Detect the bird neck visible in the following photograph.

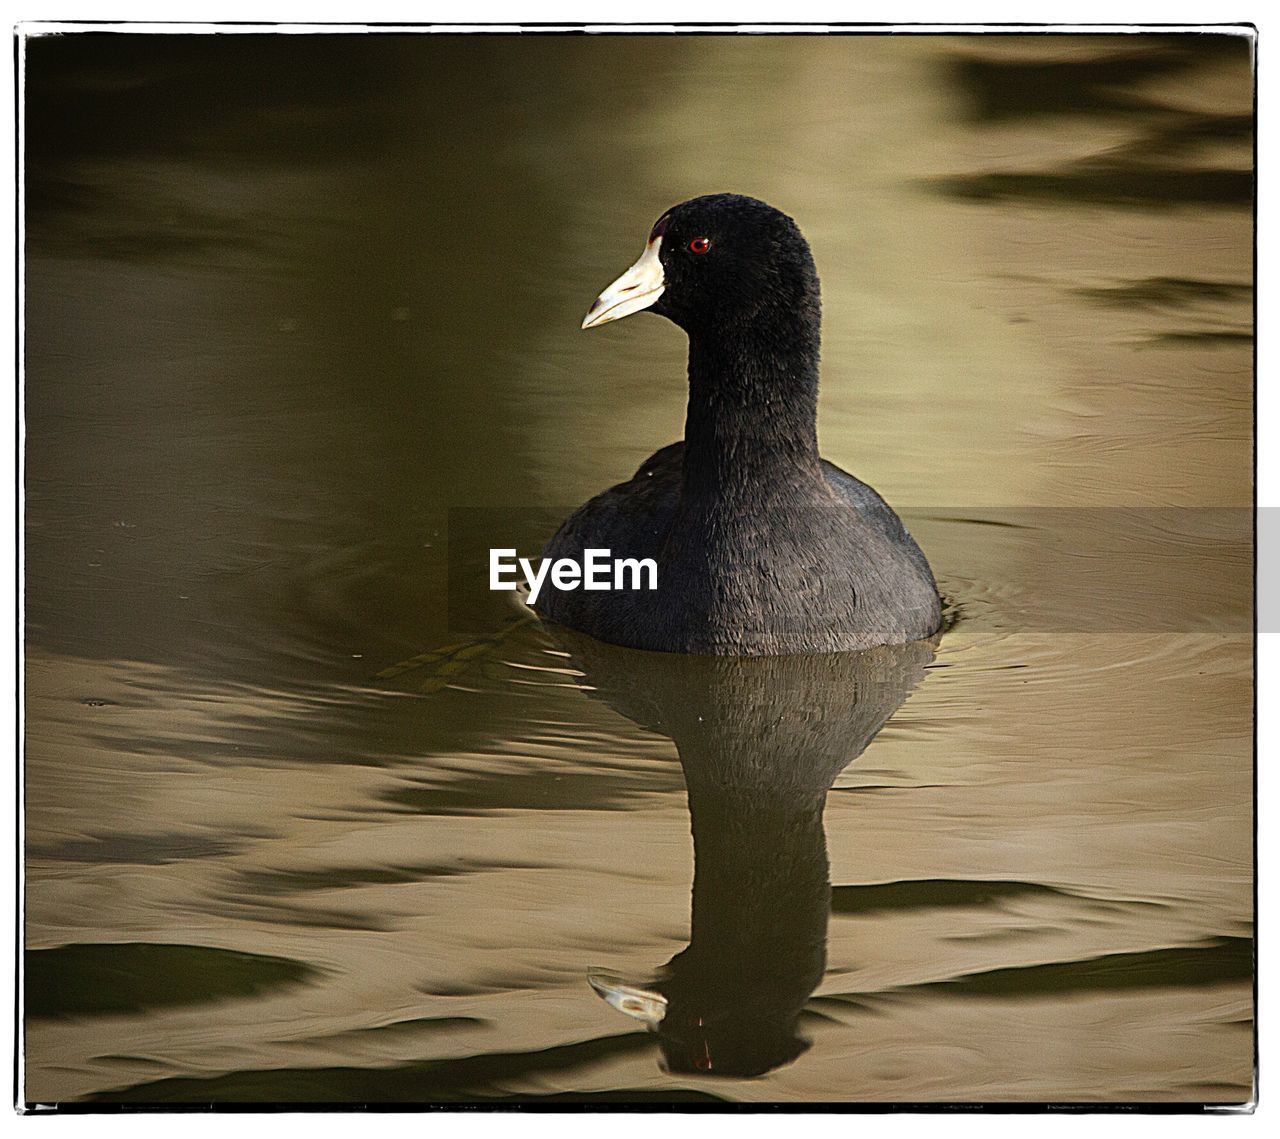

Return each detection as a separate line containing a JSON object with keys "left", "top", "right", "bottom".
{"left": 680, "top": 315, "right": 825, "bottom": 504}
{"left": 673, "top": 781, "right": 831, "bottom": 997}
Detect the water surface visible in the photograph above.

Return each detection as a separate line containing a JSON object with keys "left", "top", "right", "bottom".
{"left": 23, "top": 31, "right": 1253, "bottom": 1105}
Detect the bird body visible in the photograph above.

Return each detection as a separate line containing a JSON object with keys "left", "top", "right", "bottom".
{"left": 541, "top": 442, "right": 938, "bottom": 655}
{"left": 537, "top": 194, "right": 942, "bottom": 655}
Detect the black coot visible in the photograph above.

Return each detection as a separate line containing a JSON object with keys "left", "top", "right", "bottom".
{"left": 538, "top": 193, "right": 942, "bottom": 655}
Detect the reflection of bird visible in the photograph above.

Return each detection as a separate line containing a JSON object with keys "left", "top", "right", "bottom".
{"left": 552, "top": 627, "right": 936, "bottom": 1078}
{"left": 539, "top": 194, "right": 941, "bottom": 656}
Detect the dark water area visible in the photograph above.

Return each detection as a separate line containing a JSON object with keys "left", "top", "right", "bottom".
{"left": 23, "top": 32, "right": 1253, "bottom": 1105}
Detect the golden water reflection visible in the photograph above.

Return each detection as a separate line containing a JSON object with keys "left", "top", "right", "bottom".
{"left": 24, "top": 31, "right": 1252, "bottom": 1105}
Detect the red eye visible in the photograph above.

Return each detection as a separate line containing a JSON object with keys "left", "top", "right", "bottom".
{"left": 688, "top": 236, "right": 711, "bottom": 255}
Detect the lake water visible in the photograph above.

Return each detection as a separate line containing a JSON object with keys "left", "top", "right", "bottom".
{"left": 22, "top": 31, "right": 1254, "bottom": 1105}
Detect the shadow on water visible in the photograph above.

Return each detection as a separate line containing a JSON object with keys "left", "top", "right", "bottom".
{"left": 1073, "top": 277, "right": 1253, "bottom": 310}
{"left": 95, "top": 1031, "right": 726, "bottom": 1104}
{"left": 553, "top": 628, "right": 936, "bottom": 1079}
{"left": 227, "top": 857, "right": 560, "bottom": 894}
{"left": 831, "top": 878, "right": 1099, "bottom": 917}
{"left": 817, "top": 936, "right": 1253, "bottom": 1004}
{"left": 947, "top": 36, "right": 1249, "bottom": 123}
{"left": 929, "top": 143, "right": 1252, "bottom": 209}
{"left": 1070, "top": 275, "right": 1253, "bottom": 345}
{"left": 26, "top": 943, "right": 318, "bottom": 1021}
{"left": 27, "top": 831, "right": 259, "bottom": 865}
{"left": 1149, "top": 330, "right": 1254, "bottom": 347}
{"left": 934, "top": 36, "right": 1253, "bottom": 210}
